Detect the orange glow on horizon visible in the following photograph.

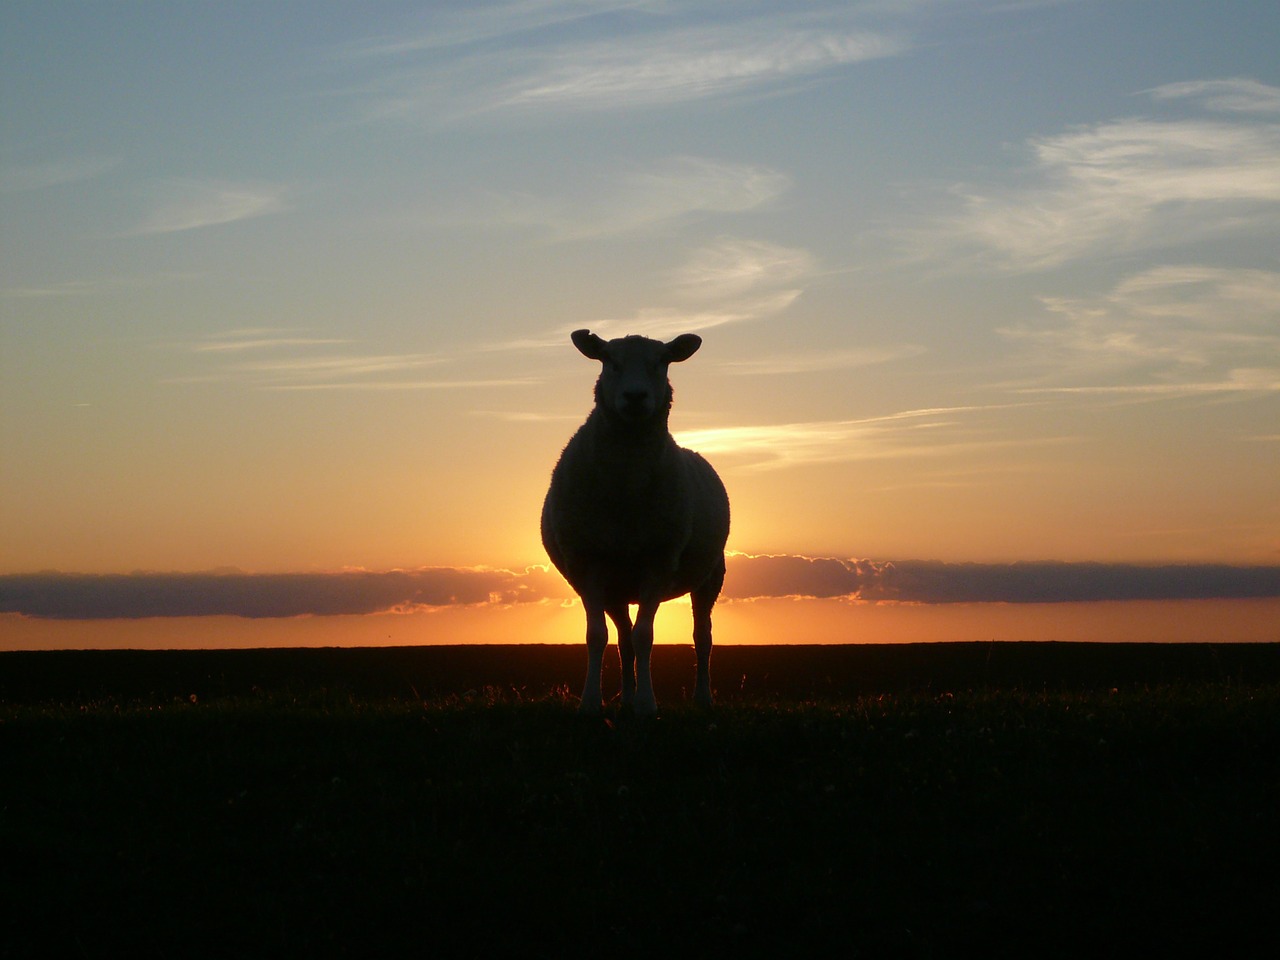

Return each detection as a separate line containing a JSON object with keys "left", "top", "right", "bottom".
{"left": 4, "top": 597, "right": 1277, "bottom": 651}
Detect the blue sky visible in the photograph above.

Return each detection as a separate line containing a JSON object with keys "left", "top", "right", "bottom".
{"left": 2, "top": 1, "right": 1278, "bottom": 612}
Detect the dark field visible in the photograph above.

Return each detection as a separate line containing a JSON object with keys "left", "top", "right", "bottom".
{"left": 3, "top": 642, "right": 1279, "bottom": 958}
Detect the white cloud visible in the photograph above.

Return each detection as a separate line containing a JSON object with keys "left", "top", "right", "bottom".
{"left": 127, "top": 179, "right": 291, "bottom": 236}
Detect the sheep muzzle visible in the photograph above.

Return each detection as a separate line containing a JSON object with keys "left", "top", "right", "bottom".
{"left": 616, "top": 388, "right": 657, "bottom": 421}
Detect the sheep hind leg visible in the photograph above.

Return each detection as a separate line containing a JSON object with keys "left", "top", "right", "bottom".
{"left": 608, "top": 604, "right": 635, "bottom": 709}
{"left": 578, "top": 602, "right": 609, "bottom": 716}
{"left": 630, "top": 600, "right": 661, "bottom": 718}
{"left": 691, "top": 561, "right": 725, "bottom": 709}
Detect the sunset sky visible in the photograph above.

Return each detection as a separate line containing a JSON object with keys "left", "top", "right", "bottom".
{"left": 3, "top": 1, "right": 1278, "bottom": 649}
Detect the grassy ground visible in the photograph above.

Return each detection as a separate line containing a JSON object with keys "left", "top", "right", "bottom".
{"left": 3, "top": 643, "right": 1279, "bottom": 958}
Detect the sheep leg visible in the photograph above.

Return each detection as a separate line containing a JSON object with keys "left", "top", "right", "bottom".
{"left": 607, "top": 604, "right": 636, "bottom": 708}
{"left": 579, "top": 601, "right": 608, "bottom": 715}
{"left": 691, "top": 561, "right": 724, "bottom": 708}
{"left": 691, "top": 594, "right": 714, "bottom": 708}
{"left": 631, "top": 599, "right": 661, "bottom": 717}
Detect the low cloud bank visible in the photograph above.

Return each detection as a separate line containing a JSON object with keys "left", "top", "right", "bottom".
{"left": 3, "top": 558, "right": 1278, "bottom": 620}
{"left": 0, "top": 567, "right": 568, "bottom": 620}
{"left": 722, "top": 555, "right": 1280, "bottom": 604}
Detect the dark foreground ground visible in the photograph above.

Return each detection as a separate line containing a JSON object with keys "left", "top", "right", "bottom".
{"left": 3, "top": 642, "right": 1279, "bottom": 958}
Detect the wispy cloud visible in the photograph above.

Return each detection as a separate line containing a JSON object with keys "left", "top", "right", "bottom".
{"left": 1014, "top": 375, "right": 1280, "bottom": 399}
{"left": 232, "top": 354, "right": 448, "bottom": 379}
{"left": 1, "top": 281, "right": 104, "bottom": 299}
{"left": 1002, "top": 265, "right": 1280, "bottom": 393}
{"left": 718, "top": 344, "right": 925, "bottom": 375}
{"left": 481, "top": 301, "right": 783, "bottom": 355}
{"left": 190, "top": 329, "right": 350, "bottom": 353}
{"left": 125, "top": 178, "right": 291, "bottom": 236}
{"left": 1, "top": 272, "right": 200, "bottom": 300}
{"left": 482, "top": 251, "right": 807, "bottom": 355}
{"left": 464, "top": 156, "right": 791, "bottom": 240}
{"left": 675, "top": 404, "right": 1053, "bottom": 470}
{"left": 671, "top": 237, "right": 814, "bottom": 301}
{"left": 470, "top": 410, "right": 581, "bottom": 424}
{"left": 1145, "top": 78, "right": 1280, "bottom": 115}
{"left": 348, "top": 1, "right": 657, "bottom": 57}
{"left": 167, "top": 329, "right": 535, "bottom": 392}
{"left": 584, "top": 302, "right": 790, "bottom": 341}
{"left": 498, "top": 236, "right": 815, "bottom": 350}
{"left": 0, "top": 155, "right": 121, "bottom": 192}
{"left": 264, "top": 377, "right": 540, "bottom": 393}
{"left": 347, "top": 5, "right": 904, "bottom": 123}
{"left": 491, "top": 24, "right": 902, "bottom": 113}
{"left": 907, "top": 80, "right": 1280, "bottom": 270}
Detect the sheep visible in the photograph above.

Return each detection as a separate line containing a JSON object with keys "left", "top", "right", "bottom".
{"left": 541, "top": 328, "right": 731, "bottom": 717}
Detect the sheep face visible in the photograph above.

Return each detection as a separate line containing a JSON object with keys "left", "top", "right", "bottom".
{"left": 572, "top": 329, "right": 701, "bottom": 427}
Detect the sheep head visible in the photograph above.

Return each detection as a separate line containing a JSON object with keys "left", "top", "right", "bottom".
{"left": 572, "top": 328, "right": 702, "bottom": 427}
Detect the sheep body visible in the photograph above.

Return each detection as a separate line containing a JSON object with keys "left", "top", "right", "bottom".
{"left": 542, "top": 329, "right": 730, "bottom": 715}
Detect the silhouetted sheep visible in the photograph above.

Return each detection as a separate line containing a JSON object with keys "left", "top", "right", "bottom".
{"left": 542, "top": 329, "right": 730, "bottom": 716}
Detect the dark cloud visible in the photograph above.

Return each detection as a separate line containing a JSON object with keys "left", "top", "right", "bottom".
{"left": 0, "top": 568, "right": 571, "bottom": 620}
{"left": 722, "top": 554, "right": 872, "bottom": 599}
{"left": 3, "top": 558, "right": 1278, "bottom": 620}
{"left": 879, "top": 560, "right": 1280, "bottom": 604}
{"left": 721, "top": 555, "right": 1280, "bottom": 604}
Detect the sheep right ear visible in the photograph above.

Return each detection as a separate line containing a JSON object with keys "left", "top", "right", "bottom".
{"left": 665, "top": 333, "right": 702, "bottom": 363}
{"left": 571, "top": 329, "right": 608, "bottom": 361}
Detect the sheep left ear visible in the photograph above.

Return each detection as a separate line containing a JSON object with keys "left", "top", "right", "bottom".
{"left": 571, "top": 329, "right": 608, "bottom": 361}
{"left": 665, "top": 334, "right": 702, "bottom": 363}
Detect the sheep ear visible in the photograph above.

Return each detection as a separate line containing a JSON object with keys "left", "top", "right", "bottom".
{"left": 665, "top": 334, "right": 702, "bottom": 363}
{"left": 571, "top": 329, "right": 608, "bottom": 361}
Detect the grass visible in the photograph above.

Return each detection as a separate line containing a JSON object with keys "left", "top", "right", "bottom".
{"left": 3, "top": 644, "right": 1279, "bottom": 958}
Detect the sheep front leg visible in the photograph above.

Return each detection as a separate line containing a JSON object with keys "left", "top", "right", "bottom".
{"left": 630, "top": 600, "right": 661, "bottom": 717}
{"left": 579, "top": 602, "right": 608, "bottom": 715}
